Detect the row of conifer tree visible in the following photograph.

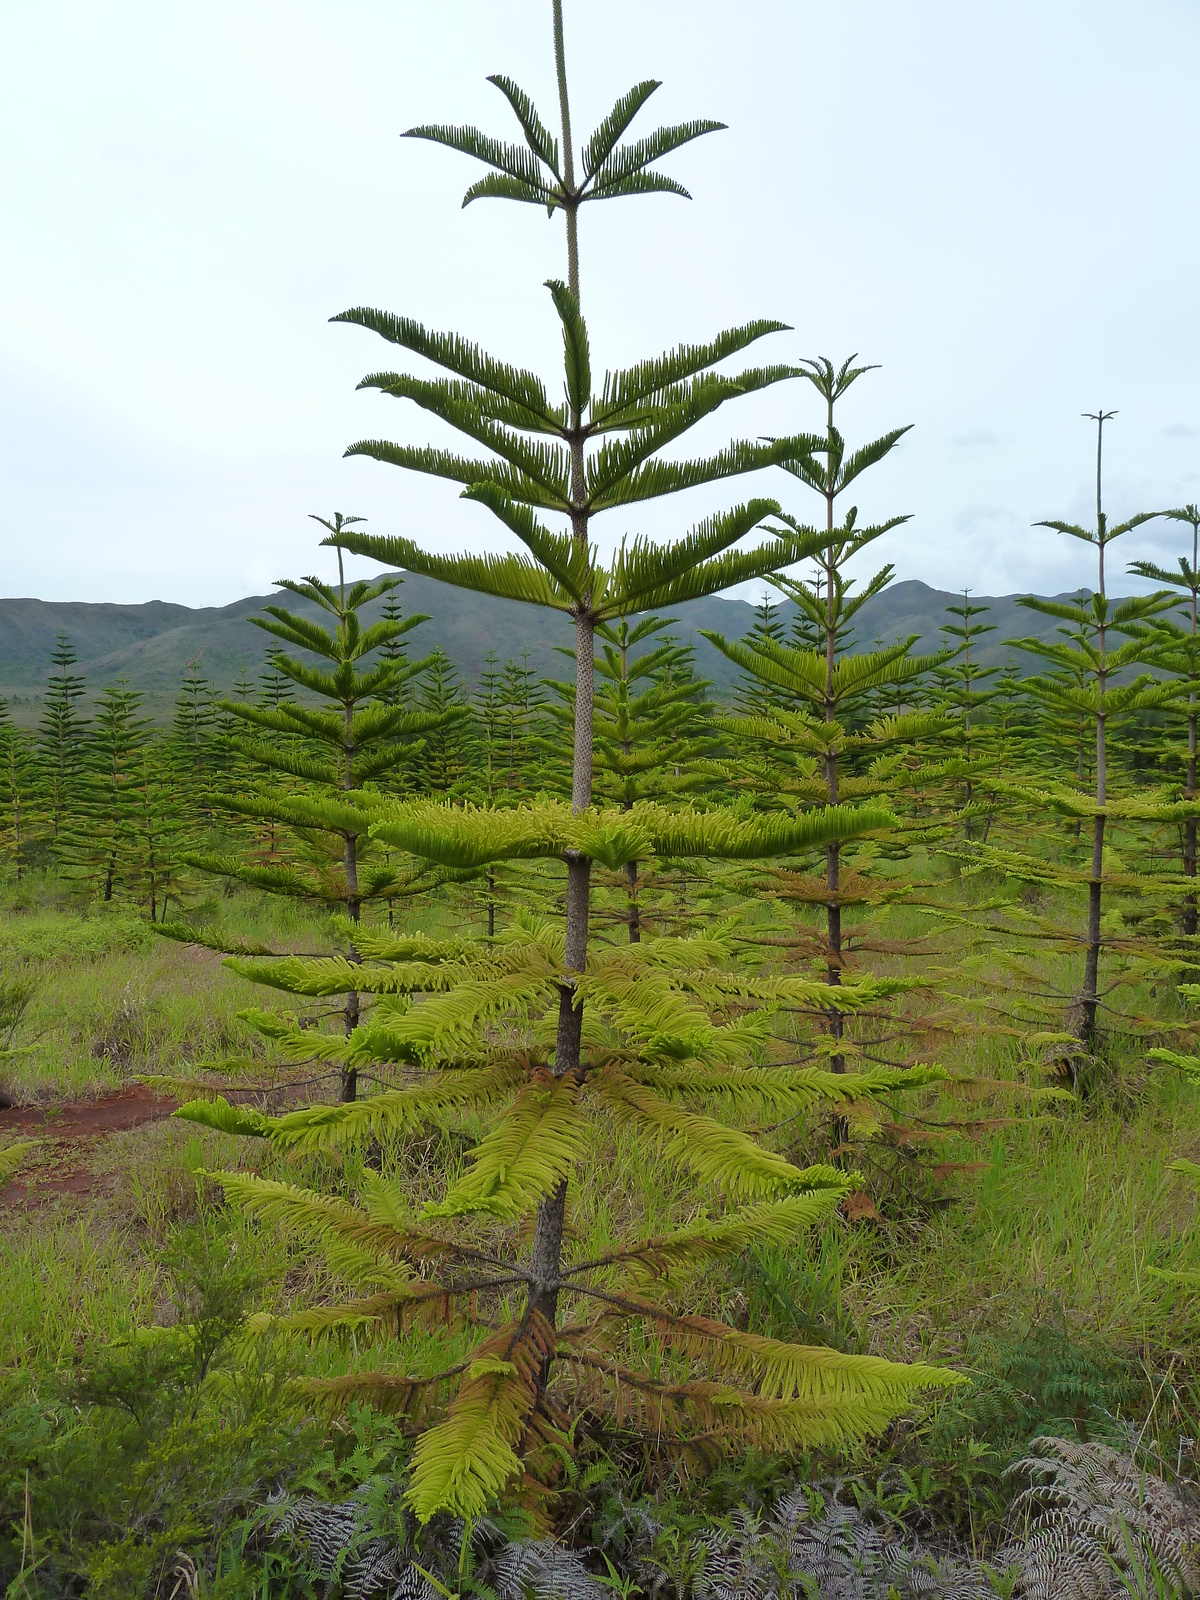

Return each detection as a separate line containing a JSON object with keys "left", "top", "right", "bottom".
{"left": 2, "top": 544, "right": 1198, "bottom": 950}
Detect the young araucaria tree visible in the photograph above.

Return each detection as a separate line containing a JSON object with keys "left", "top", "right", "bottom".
{"left": 702, "top": 357, "right": 943, "bottom": 1069}
{"left": 38, "top": 633, "right": 88, "bottom": 849}
{"left": 1010, "top": 411, "right": 1175, "bottom": 1045}
{"left": 1129, "top": 504, "right": 1200, "bottom": 939}
{"left": 181, "top": 4, "right": 960, "bottom": 1521}
{"left": 935, "top": 593, "right": 1002, "bottom": 840}
{"left": 544, "top": 617, "right": 716, "bottom": 941}
{"left": 170, "top": 521, "right": 461, "bottom": 1100}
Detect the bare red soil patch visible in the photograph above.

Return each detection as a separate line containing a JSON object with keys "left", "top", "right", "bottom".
{"left": 0, "top": 1084, "right": 178, "bottom": 1207}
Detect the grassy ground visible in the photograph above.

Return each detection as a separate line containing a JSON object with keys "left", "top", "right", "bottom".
{"left": 4, "top": 861, "right": 1200, "bottom": 1594}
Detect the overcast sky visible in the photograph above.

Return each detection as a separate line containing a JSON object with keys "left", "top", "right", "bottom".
{"left": 2, "top": 0, "right": 1198, "bottom": 608}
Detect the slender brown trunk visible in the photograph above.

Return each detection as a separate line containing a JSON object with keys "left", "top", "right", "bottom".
{"left": 341, "top": 679, "right": 360, "bottom": 1101}
{"left": 625, "top": 858, "right": 641, "bottom": 942}
{"left": 1184, "top": 537, "right": 1197, "bottom": 938}
{"left": 530, "top": 4, "right": 587, "bottom": 1332}
{"left": 1079, "top": 418, "right": 1110, "bottom": 1047}
{"left": 822, "top": 403, "right": 845, "bottom": 1071}
{"left": 1081, "top": 803, "right": 1104, "bottom": 1047}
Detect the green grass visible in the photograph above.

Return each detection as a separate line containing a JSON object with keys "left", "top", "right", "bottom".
{"left": 5, "top": 860, "right": 1200, "bottom": 1592}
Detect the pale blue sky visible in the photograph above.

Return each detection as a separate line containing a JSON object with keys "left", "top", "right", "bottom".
{"left": 2, "top": 0, "right": 1198, "bottom": 605}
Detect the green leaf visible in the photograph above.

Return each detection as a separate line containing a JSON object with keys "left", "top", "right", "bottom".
{"left": 591, "top": 436, "right": 815, "bottom": 511}
{"left": 460, "top": 173, "right": 559, "bottom": 209}
{"left": 0, "top": 1138, "right": 40, "bottom": 1187}
{"left": 461, "top": 485, "right": 592, "bottom": 602}
{"left": 405, "top": 1322, "right": 545, "bottom": 1521}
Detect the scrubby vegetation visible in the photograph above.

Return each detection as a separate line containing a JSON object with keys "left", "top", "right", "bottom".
{"left": 6, "top": 4, "right": 1200, "bottom": 1595}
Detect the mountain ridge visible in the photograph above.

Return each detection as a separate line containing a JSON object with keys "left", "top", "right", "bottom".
{"left": 0, "top": 576, "right": 1101, "bottom": 713}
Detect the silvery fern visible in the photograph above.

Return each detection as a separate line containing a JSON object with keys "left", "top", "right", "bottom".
{"left": 1000, "top": 1435, "right": 1200, "bottom": 1600}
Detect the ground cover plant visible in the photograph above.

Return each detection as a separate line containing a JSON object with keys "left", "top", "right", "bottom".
{"left": 8, "top": 6, "right": 1200, "bottom": 1598}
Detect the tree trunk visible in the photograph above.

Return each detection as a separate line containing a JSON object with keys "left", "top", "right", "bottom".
{"left": 625, "top": 858, "right": 641, "bottom": 943}
{"left": 1185, "top": 700, "right": 1197, "bottom": 938}
{"left": 1080, "top": 813, "right": 1104, "bottom": 1047}
{"left": 1079, "top": 606, "right": 1107, "bottom": 1049}
{"left": 342, "top": 827, "right": 361, "bottom": 1102}
{"left": 530, "top": 0, "right": 589, "bottom": 1338}
{"left": 531, "top": 608, "right": 592, "bottom": 1323}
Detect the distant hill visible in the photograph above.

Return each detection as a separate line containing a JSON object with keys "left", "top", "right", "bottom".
{"left": 0, "top": 575, "right": 1095, "bottom": 720}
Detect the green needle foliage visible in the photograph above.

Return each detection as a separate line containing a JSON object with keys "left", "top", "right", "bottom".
{"left": 193, "top": 4, "right": 960, "bottom": 1523}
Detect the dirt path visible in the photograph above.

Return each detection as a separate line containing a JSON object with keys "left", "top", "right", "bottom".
{"left": 0, "top": 1083, "right": 178, "bottom": 1207}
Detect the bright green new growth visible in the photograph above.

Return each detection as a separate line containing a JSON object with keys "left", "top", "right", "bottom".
{"left": 187, "top": 3, "right": 962, "bottom": 1520}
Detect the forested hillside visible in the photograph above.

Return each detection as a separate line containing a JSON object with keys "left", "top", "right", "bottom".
{"left": 1, "top": 575, "right": 1092, "bottom": 712}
